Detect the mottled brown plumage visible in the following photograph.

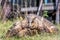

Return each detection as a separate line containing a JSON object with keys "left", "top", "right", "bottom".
{"left": 5, "top": 14, "right": 58, "bottom": 37}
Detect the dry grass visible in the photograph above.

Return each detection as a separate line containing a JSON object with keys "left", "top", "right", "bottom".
{"left": 0, "top": 20, "right": 60, "bottom": 40}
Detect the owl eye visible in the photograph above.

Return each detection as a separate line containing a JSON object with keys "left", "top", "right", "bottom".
{"left": 8, "top": 29, "right": 11, "bottom": 32}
